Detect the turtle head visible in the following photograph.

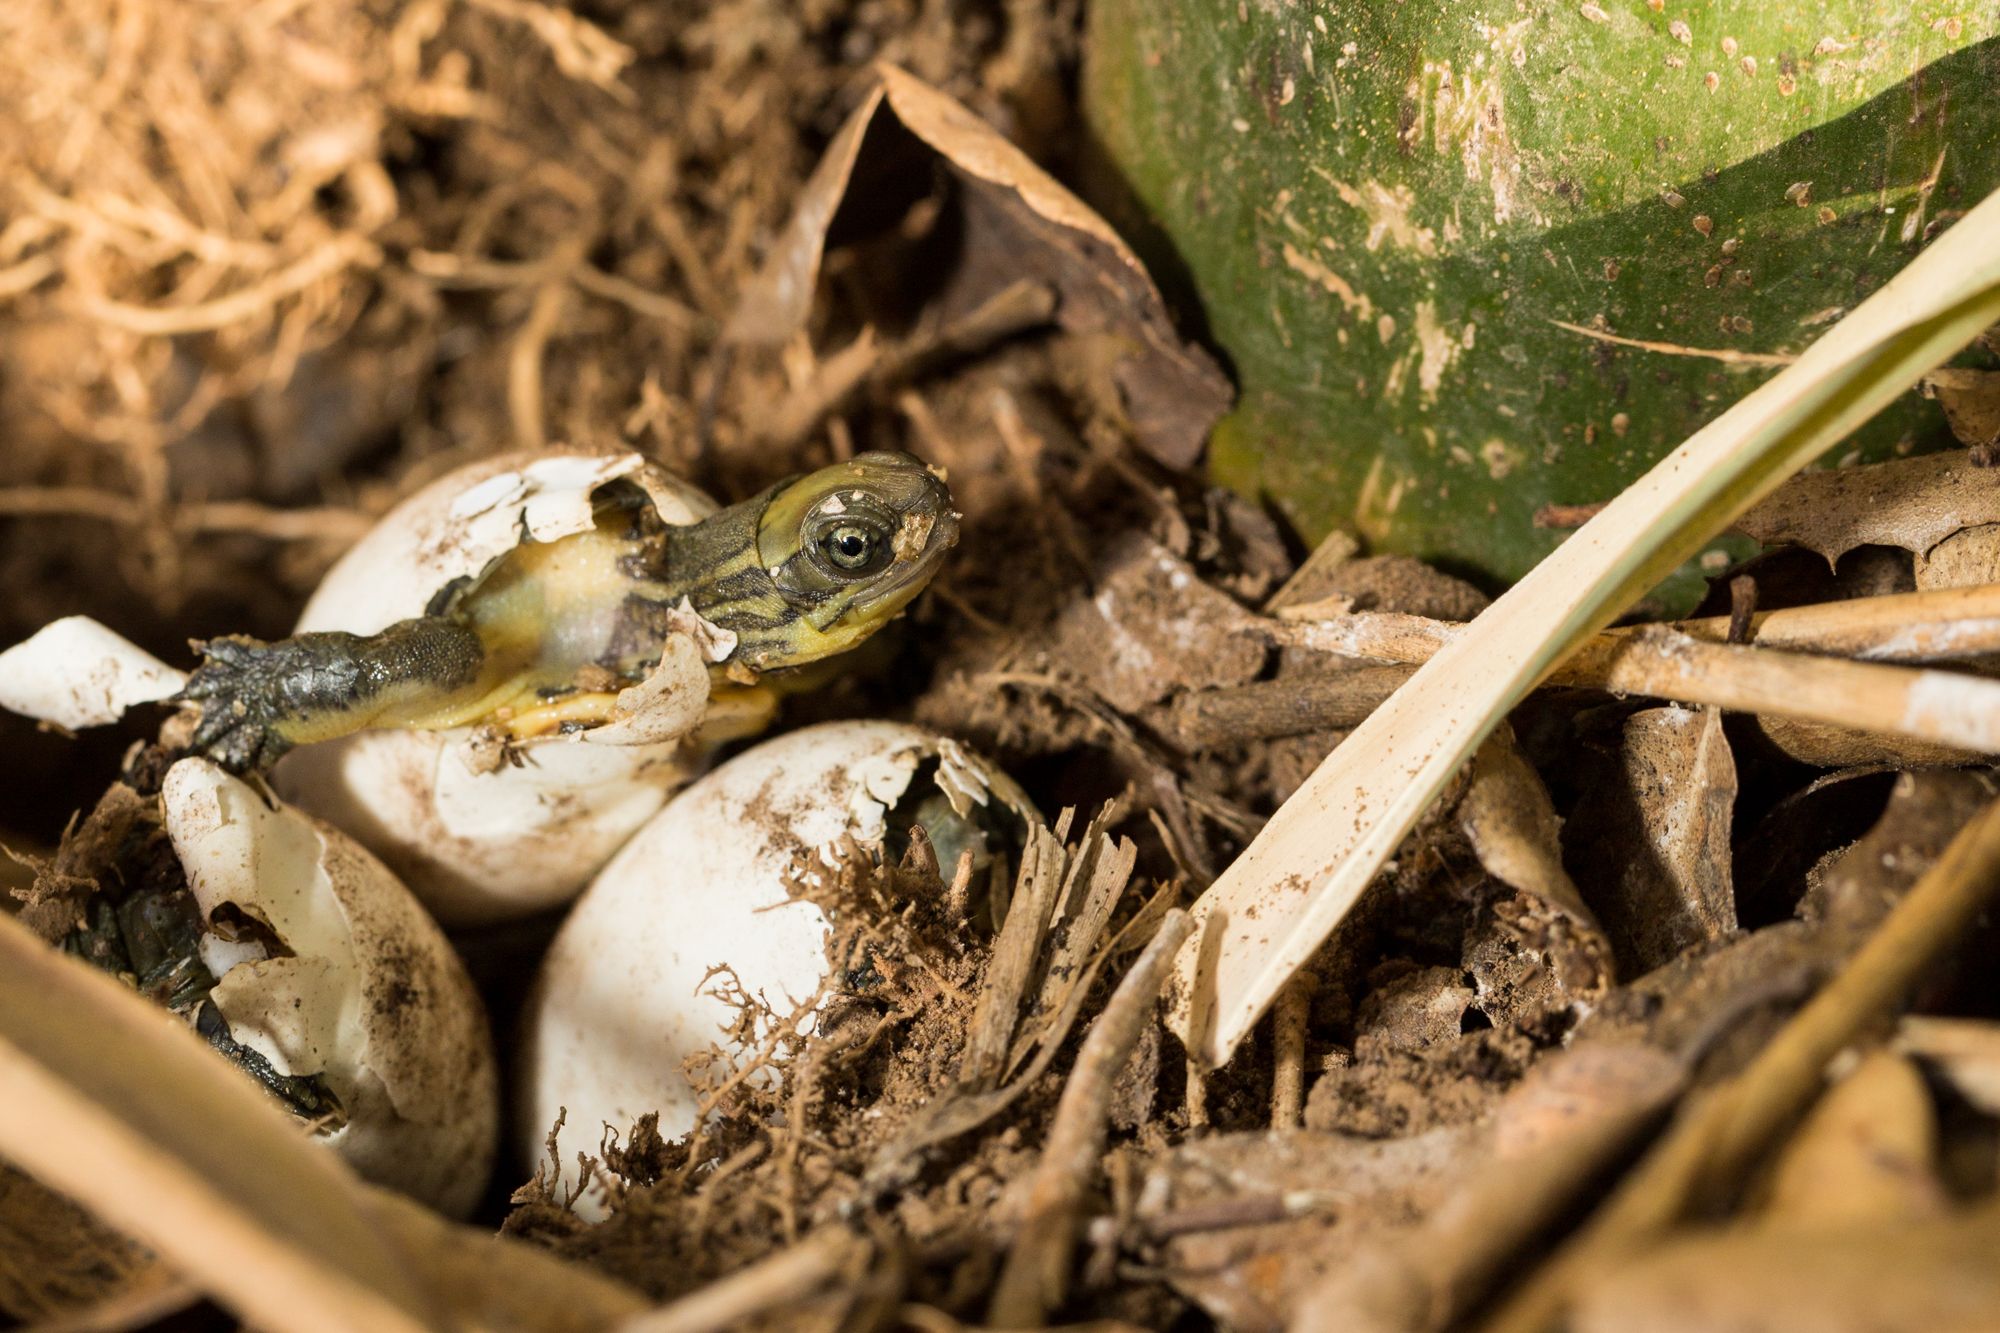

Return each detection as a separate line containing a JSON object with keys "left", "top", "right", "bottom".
{"left": 707, "top": 452, "right": 958, "bottom": 672}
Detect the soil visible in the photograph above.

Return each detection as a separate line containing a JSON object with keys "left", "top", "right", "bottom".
{"left": 4, "top": 2, "right": 2000, "bottom": 1330}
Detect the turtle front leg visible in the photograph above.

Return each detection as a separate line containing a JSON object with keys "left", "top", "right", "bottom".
{"left": 178, "top": 617, "right": 488, "bottom": 773}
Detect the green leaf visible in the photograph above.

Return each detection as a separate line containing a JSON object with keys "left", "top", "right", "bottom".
{"left": 1161, "top": 181, "right": 2000, "bottom": 1068}
{"left": 1083, "top": 3, "right": 2000, "bottom": 601}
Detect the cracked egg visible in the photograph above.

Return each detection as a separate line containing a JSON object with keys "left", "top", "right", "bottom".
{"left": 517, "top": 720, "right": 1035, "bottom": 1208}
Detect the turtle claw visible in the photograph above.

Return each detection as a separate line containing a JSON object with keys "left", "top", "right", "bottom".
{"left": 178, "top": 636, "right": 300, "bottom": 774}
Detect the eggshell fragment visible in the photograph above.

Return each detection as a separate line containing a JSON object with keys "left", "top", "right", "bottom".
{"left": 0, "top": 616, "right": 185, "bottom": 729}
{"left": 276, "top": 450, "right": 720, "bottom": 925}
{"left": 300, "top": 452, "right": 704, "bottom": 635}
{"left": 162, "top": 758, "right": 498, "bottom": 1217}
{"left": 518, "top": 721, "right": 1034, "bottom": 1207}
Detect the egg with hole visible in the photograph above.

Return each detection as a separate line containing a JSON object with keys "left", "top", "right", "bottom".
{"left": 518, "top": 720, "right": 1034, "bottom": 1208}
{"left": 58, "top": 755, "right": 498, "bottom": 1217}
{"left": 271, "top": 450, "right": 729, "bottom": 926}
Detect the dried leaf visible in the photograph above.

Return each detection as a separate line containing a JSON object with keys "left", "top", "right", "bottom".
{"left": 1757, "top": 1051, "right": 1946, "bottom": 1228}
{"left": 1294, "top": 1043, "right": 1685, "bottom": 1333}
{"left": 1571, "top": 1210, "right": 2000, "bottom": 1333}
{"left": 1152, "top": 1128, "right": 1478, "bottom": 1332}
{"left": 1744, "top": 715, "right": 1983, "bottom": 770}
{"left": 1896, "top": 1016, "right": 2000, "bottom": 1117}
{"left": 1169, "top": 185, "right": 2000, "bottom": 1067}
{"left": 1920, "top": 367, "right": 2000, "bottom": 447}
{"left": 1049, "top": 535, "right": 1267, "bottom": 714}
{"left": 1913, "top": 522, "right": 2000, "bottom": 589}
{"left": 1485, "top": 780, "right": 2000, "bottom": 1333}
{"left": 1733, "top": 767, "right": 1899, "bottom": 926}
{"left": 727, "top": 64, "right": 1230, "bottom": 468}
{"left": 1567, "top": 707, "right": 1739, "bottom": 976}
{"left": 1735, "top": 448, "right": 2000, "bottom": 564}
{"left": 1804, "top": 770, "right": 1999, "bottom": 933}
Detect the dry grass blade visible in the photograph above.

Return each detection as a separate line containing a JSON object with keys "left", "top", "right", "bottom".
{"left": 363, "top": 1188, "right": 645, "bottom": 1331}
{"left": 960, "top": 823, "right": 1066, "bottom": 1091}
{"left": 0, "top": 915, "right": 437, "bottom": 1333}
{"left": 1479, "top": 789, "right": 2000, "bottom": 1333}
{"left": 1007, "top": 815, "right": 1137, "bottom": 1076}
{"left": 1170, "top": 186, "right": 2000, "bottom": 1067}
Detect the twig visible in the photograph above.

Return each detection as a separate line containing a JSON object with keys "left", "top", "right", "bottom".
{"left": 407, "top": 249, "right": 570, "bottom": 287}
{"left": 1270, "top": 973, "right": 1314, "bottom": 1130}
{"left": 618, "top": 1229, "right": 868, "bottom": 1333}
{"left": 570, "top": 263, "right": 705, "bottom": 330}
{"left": 1275, "top": 583, "right": 2000, "bottom": 666}
{"left": 989, "top": 909, "right": 1195, "bottom": 1328}
{"left": 1137, "top": 1194, "right": 1324, "bottom": 1241}
{"left": 1226, "top": 601, "right": 2000, "bottom": 754}
{"left": 179, "top": 501, "right": 374, "bottom": 544}
{"left": 1167, "top": 666, "right": 1415, "bottom": 749}
{"left": 0, "top": 253, "right": 58, "bottom": 301}
{"left": 1565, "top": 627, "right": 2000, "bottom": 754}
{"left": 1478, "top": 791, "right": 2000, "bottom": 1333}
{"left": 1671, "top": 583, "right": 2000, "bottom": 662}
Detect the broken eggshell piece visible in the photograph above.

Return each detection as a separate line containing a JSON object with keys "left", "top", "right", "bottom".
{"left": 519, "top": 720, "right": 1035, "bottom": 1209}
{"left": 0, "top": 616, "right": 185, "bottom": 730}
{"left": 160, "top": 757, "right": 498, "bottom": 1217}
{"left": 274, "top": 450, "right": 727, "bottom": 926}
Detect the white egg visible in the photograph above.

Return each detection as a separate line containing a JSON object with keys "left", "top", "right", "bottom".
{"left": 518, "top": 721, "right": 1034, "bottom": 1208}
{"left": 159, "top": 758, "right": 499, "bottom": 1217}
{"left": 274, "top": 450, "right": 726, "bottom": 926}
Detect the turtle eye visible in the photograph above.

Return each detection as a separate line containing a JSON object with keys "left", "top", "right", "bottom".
{"left": 821, "top": 522, "right": 884, "bottom": 574}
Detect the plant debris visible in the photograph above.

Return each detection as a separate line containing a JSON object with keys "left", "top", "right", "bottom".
{"left": 4, "top": 4, "right": 2000, "bottom": 1331}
